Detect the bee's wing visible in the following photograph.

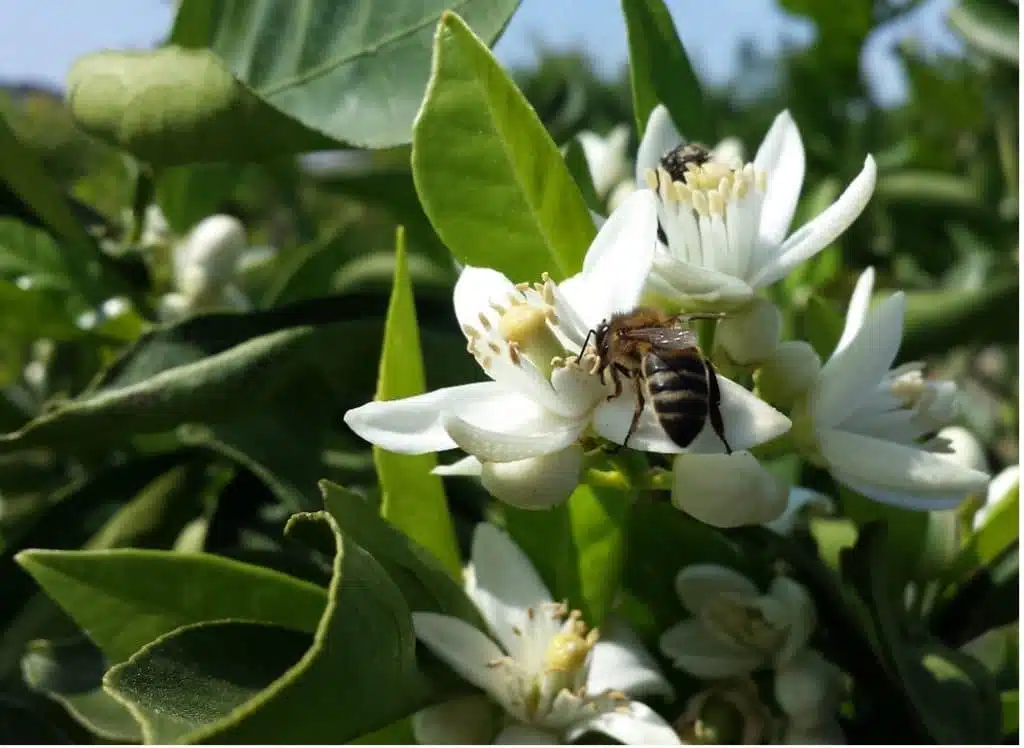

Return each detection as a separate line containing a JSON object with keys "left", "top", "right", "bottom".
{"left": 619, "top": 326, "right": 699, "bottom": 350}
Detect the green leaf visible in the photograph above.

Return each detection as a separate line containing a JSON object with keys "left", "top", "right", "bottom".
{"left": 839, "top": 485, "right": 929, "bottom": 590}
{"left": 320, "top": 480, "right": 480, "bottom": 625}
{"left": 156, "top": 163, "right": 252, "bottom": 233}
{"left": 172, "top": 0, "right": 522, "bottom": 149}
{"left": 876, "top": 171, "right": 984, "bottom": 210}
{"left": 106, "top": 509, "right": 427, "bottom": 743}
{"left": 16, "top": 548, "right": 326, "bottom": 664}
{"left": 374, "top": 228, "right": 461, "bottom": 577}
{"left": 1002, "top": 690, "right": 1018, "bottom": 735}
{"left": 0, "top": 115, "right": 116, "bottom": 303}
{"left": 621, "top": 0, "right": 711, "bottom": 142}
{"left": 49, "top": 689, "right": 144, "bottom": 743}
{"left": 802, "top": 294, "right": 844, "bottom": 360}
{"left": 900, "top": 277, "right": 1018, "bottom": 360}
{"left": 960, "top": 623, "right": 1018, "bottom": 690}
{"left": 948, "top": 0, "right": 1019, "bottom": 65}
{"left": 944, "top": 480, "right": 1018, "bottom": 589}
{"left": 412, "top": 11, "right": 596, "bottom": 281}
{"left": 565, "top": 483, "right": 630, "bottom": 625}
{"left": 562, "top": 136, "right": 603, "bottom": 213}
{"left": 68, "top": 48, "right": 337, "bottom": 166}
{"left": 841, "top": 523, "right": 1003, "bottom": 744}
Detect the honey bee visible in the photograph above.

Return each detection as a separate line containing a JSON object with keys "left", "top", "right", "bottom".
{"left": 659, "top": 142, "right": 712, "bottom": 183}
{"left": 579, "top": 307, "right": 732, "bottom": 453}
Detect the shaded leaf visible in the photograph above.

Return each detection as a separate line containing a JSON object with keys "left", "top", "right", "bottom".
{"left": 802, "top": 293, "right": 844, "bottom": 360}
{"left": 172, "top": 0, "right": 522, "bottom": 149}
{"left": 374, "top": 228, "right": 461, "bottom": 576}
{"left": 562, "top": 136, "right": 602, "bottom": 213}
{"left": 948, "top": 0, "right": 1019, "bottom": 65}
{"left": 412, "top": 11, "right": 595, "bottom": 281}
{"left": 16, "top": 548, "right": 326, "bottom": 664}
{"left": 621, "top": 0, "right": 711, "bottom": 142}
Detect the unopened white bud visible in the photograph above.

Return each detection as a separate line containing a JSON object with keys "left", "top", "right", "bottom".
{"left": 672, "top": 451, "right": 788, "bottom": 528}
{"left": 715, "top": 298, "right": 781, "bottom": 366}
{"left": 756, "top": 341, "right": 822, "bottom": 410}
{"left": 774, "top": 649, "right": 843, "bottom": 724}
{"left": 480, "top": 445, "right": 582, "bottom": 509}
{"left": 176, "top": 215, "right": 247, "bottom": 297}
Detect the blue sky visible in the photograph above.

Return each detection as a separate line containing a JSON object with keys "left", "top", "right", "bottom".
{"left": 0, "top": 0, "right": 962, "bottom": 105}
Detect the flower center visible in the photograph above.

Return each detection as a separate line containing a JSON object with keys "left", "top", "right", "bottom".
{"left": 498, "top": 303, "right": 567, "bottom": 378}
{"left": 645, "top": 160, "right": 765, "bottom": 218}
{"left": 701, "top": 596, "right": 787, "bottom": 657}
{"left": 886, "top": 366, "right": 957, "bottom": 427}
{"left": 543, "top": 611, "right": 598, "bottom": 674}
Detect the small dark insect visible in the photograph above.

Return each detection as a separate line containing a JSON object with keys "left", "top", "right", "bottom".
{"left": 578, "top": 307, "right": 732, "bottom": 453}
{"left": 659, "top": 142, "right": 713, "bottom": 184}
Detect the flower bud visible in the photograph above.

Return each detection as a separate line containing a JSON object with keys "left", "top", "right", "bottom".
{"left": 774, "top": 649, "right": 843, "bottom": 724}
{"left": 672, "top": 451, "right": 788, "bottom": 528}
{"left": 715, "top": 298, "right": 781, "bottom": 366}
{"left": 935, "top": 426, "right": 989, "bottom": 474}
{"left": 176, "top": 215, "right": 247, "bottom": 298}
{"left": 480, "top": 445, "right": 582, "bottom": 509}
{"left": 412, "top": 694, "right": 497, "bottom": 745}
{"left": 755, "top": 340, "right": 821, "bottom": 410}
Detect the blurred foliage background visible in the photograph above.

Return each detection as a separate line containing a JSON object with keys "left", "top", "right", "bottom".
{"left": 0, "top": 0, "right": 1017, "bottom": 741}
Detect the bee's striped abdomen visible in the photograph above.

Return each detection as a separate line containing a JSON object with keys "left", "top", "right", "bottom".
{"left": 643, "top": 349, "right": 709, "bottom": 448}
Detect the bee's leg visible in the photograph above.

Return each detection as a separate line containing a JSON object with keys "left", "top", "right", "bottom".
{"left": 706, "top": 362, "right": 732, "bottom": 454}
{"left": 622, "top": 380, "right": 646, "bottom": 450}
{"left": 605, "top": 363, "right": 627, "bottom": 402}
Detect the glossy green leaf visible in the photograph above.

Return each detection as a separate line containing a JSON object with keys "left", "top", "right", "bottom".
{"left": 412, "top": 11, "right": 596, "bottom": 281}
{"left": 320, "top": 480, "right": 480, "bottom": 625}
{"left": 1001, "top": 690, "right": 1018, "bottom": 735}
{"left": 960, "top": 623, "right": 1018, "bottom": 690}
{"left": 565, "top": 483, "right": 630, "bottom": 625}
{"left": 374, "top": 228, "right": 461, "bottom": 577}
{"left": 621, "top": 0, "right": 711, "bottom": 142}
{"left": 948, "top": 0, "right": 1019, "bottom": 65}
{"left": 876, "top": 171, "right": 983, "bottom": 210}
{"left": 16, "top": 548, "right": 326, "bottom": 663}
{"left": 106, "top": 509, "right": 427, "bottom": 743}
{"left": 171, "top": 0, "right": 522, "bottom": 149}
{"left": 156, "top": 163, "right": 253, "bottom": 233}
{"left": 67, "top": 48, "right": 336, "bottom": 166}
{"left": 839, "top": 485, "right": 929, "bottom": 589}
{"left": 945, "top": 480, "right": 1018, "bottom": 589}
{"left": 841, "top": 523, "right": 1003, "bottom": 744}
{"left": 49, "top": 689, "right": 144, "bottom": 743}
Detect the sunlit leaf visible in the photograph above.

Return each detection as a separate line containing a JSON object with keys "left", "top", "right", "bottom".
{"left": 412, "top": 11, "right": 595, "bottom": 281}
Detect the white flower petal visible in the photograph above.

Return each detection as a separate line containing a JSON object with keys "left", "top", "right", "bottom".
{"left": 453, "top": 266, "right": 517, "bottom": 333}
{"left": 753, "top": 110, "right": 805, "bottom": 251}
{"left": 832, "top": 267, "right": 875, "bottom": 358}
{"left": 412, "top": 695, "right": 497, "bottom": 745}
{"left": 820, "top": 428, "right": 990, "bottom": 507}
{"left": 813, "top": 292, "right": 904, "bottom": 428}
{"left": 566, "top": 700, "right": 682, "bottom": 745}
{"left": 774, "top": 649, "right": 839, "bottom": 721}
{"left": 986, "top": 464, "right": 1019, "bottom": 507}
{"left": 769, "top": 577, "right": 816, "bottom": 663}
{"left": 432, "top": 455, "right": 483, "bottom": 476}
{"left": 650, "top": 252, "right": 755, "bottom": 308}
{"left": 711, "top": 136, "right": 745, "bottom": 167}
{"left": 468, "top": 523, "right": 553, "bottom": 659}
{"left": 763, "top": 487, "right": 835, "bottom": 535}
{"left": 659, "top": 619, "right": 763, "bottom": 678}
{"left": 572, "top": 190, "right": 659, "bottom": 328}
{"left": 494, "top": 724, "right": 561, "bottom": 744}
{"left": 672, "top": 451, "right": 788, "bottom": 528}
{"left": 751, "top": 155, "right": 876, "bottom": 289}
{"left": 343, "top": 382, "right": 501, "bottom": 454}
{"left": 442, "top": 410, "right": 585, "bottom": 463}
{"left": 674, "top": 564, "right": 759, "bottom": 613}
{"left": 714, "top": 297, "right": 782, "bottom": 365}
{"left": 411, "top": 612, "right": 506, "bottom": 697}
{"left": 587, "top": 615, "right": 674, "bottom": 701}
{"left": 480, "top": 445, "right": 583, "bottom": 509}
{"left": 635, "top": 104, "right": 683, "bottom": 184}
{"left": 592, "top": 374, "right": 791, "bottom": 454}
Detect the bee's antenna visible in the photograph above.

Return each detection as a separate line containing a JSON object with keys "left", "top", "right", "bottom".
{"left": 576, "top": 329, "right": 596, "bottom": 364}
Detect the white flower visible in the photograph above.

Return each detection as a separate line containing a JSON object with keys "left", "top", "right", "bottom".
{"left": 345, "top": 191, "right": 659, "bottom": 508}
{"left": 159, "top": 214, "right": 262, "bottom": 320}
{"left": 712, "top": 297, "right": 783, "bottom": 365}
{"left": 659, "top": 564, "right": 815, "bottom": 679}
{"left": 412, "top": 523, "right": 680, "bottom": 744}
{"left": 973, "top": 463, "right": 1019, "bottom": 530}
{"left": 792, "top": 267, "right": 990, "bottom": 510}
{"left": 577, "top": 125, "right": 633, "bottom": 200}
{"left": 346, "top": 191, "right": 790, "bottom": 507}
{"left": 763, "top": 486, "right": 836, "bottom": 535}
{"left": 755, "top": 340, "right": 822, "bottom": 411}
{"left": 635, "top": 104, "right": 877, "bottom": 310}
{"left": 936, "top": 425, "right": 990, "bottom": 474}
{"left": 139, "top": 204, "right": 170, "bottom": 248}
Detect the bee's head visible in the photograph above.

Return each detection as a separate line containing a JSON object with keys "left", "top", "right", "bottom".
{"left": 593, "top": 319, "right": 611, "bottom": 354}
